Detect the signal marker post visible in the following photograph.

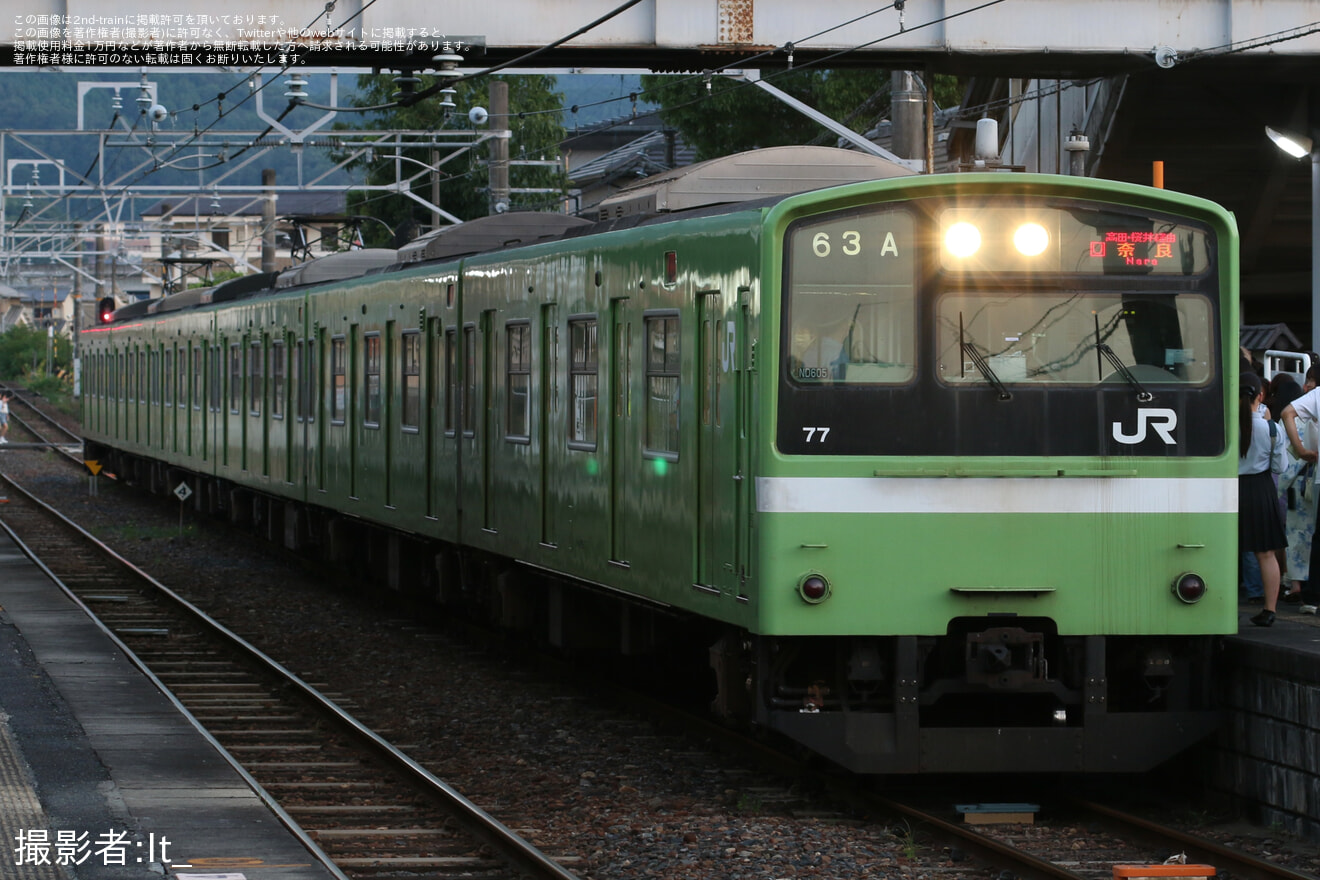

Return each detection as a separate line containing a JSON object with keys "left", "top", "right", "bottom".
{"left": 173, "top": 482, "right": 192, "bottom": 536}
{"left": 85, "top": 459, "right": 102, "bottom": 496}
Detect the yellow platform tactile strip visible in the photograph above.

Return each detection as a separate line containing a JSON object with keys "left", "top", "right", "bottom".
{"left": 0, "top": 712, "right": 70, "bottom": 880}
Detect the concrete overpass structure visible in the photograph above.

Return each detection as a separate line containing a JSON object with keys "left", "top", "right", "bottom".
{"left": 3, "top": 1, "right": 1318, "bottom": 72}
{"left": 3, "top": 0, "right": 1319, "bottom": 339}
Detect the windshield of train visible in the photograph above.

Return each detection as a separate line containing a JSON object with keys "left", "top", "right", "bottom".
{"left": 937, "top": 291, "right": 1214, "bottom": 387}
{"left": 784, "top": 207, "right": 917, "bottom": 384}
{"left": 784, "top": 199, "right": 1216, "bottom": 389}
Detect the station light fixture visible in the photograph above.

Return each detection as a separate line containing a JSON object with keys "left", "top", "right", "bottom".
{"left": 1265, "top": 125, "right": 1319, "bottom": 351}
{"left": 1265, "top": 126, "right": 1313, "bottom": 159}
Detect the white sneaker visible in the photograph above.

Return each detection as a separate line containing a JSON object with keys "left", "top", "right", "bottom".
{"left": 1300, "top": 604, "right": 1318, "bottom": 615}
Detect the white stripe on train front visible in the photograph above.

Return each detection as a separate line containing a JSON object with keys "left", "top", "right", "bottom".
{"left": 755, "top": 477, "right": 1237, "bottom": 515}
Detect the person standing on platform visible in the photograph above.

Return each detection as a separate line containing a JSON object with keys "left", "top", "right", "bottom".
{"left": 1280, "top": 368, "right": 1320, "bottom": 615}
{"left": 1240, "top": 372, "right": 1288, "bottom": 626}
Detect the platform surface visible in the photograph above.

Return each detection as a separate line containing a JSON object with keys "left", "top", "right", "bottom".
{"left": 0, "top": 530, "right": 339, "bottom": 880}
{"left": 1232, "top": 597, "right": 1320, "bottom": 683}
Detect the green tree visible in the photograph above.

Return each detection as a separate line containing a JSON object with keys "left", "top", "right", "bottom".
{"left": 640, "top": 69, "right": 961, "bottom": 160}
{"left": 0, "top": 325, "right": 71, "bottom": 379}
{"left": 335, "top": 74, "right": 568, "bottom": 246}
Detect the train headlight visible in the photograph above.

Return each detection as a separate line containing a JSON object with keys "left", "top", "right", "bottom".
{"left": 1171, "top": 572, "right": 1207, "bottom": 604}
{"left": 1013, "top": 222, "right": 1049, "bottom": 256}
{"left": 797, "top": 573, "right": 831, "bottom": 604}
{"left": 944, "top": 222, "right": 981, "bottom": 258}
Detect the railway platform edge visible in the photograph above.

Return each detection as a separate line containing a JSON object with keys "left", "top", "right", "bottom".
{"left": 0, "top": 530, "right": 339, "bottom": 880}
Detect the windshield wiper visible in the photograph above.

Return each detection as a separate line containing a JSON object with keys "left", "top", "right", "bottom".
{"left": 1093, "top": 313, "right": 1153, "bottom": 402}
{"left": 960, "top": 313, "right": 1012, "bottom": 401}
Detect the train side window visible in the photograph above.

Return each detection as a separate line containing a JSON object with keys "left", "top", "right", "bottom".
{"left": 209, "top": 347, "right": 221, "bottom": 412}
{"left": 305, "top": 341, "right": 316, "bottom": 423}
{"left": 505, "top": 321, "right": 531, "bottom": 442}
{"left": 272, "top": 340, "right": 285, "bottom": 419}
{"left": 402, "top": 330, "right": 421, "bottom": 431}
{"left": 164, "top": 348, "right": 174, "bottom": 407}
{"left": 331, "top": 336, "right": 347, "bottom": 424}
{"left": 192, "top": 348, "right": 201, "bottom": 410}
{"left": 462, "top": 325, "right": 476, "bottom": 436}
{"left": 229, "top": 344, "right": 242, "bottom": 414}
{"left": 293, "top": 341, "right": 302, "bottom": 422}
{"left": 364, "top": 332, "right": 382, "bottom": 428}
{"left": 444, "top": 328, "right": 457, "bottom": 435}
{"left": 568, "top": 317, "right": 598, "bottom": 450}
{"left": 117, "top": 352, "right": 124, "bottom": 400}
{"left": 149, "top": 350, "right": 159, "bottom": 405}
{"left": 249, "top": 341, "right": 264, "bottom": 416}
{"left": 644, "top": 313, "right": 681, "bottom": 457}
{"left": 178, "top": 347, "right": 188, "bottom": 408}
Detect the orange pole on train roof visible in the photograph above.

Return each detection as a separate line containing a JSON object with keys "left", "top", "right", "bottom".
{"left": 1152, "top": 161, "right": 1165, "bottom": 189}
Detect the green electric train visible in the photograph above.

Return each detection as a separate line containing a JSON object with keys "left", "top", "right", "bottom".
{"left": 82, "top": 146, "right": 1238, "bottom": 773}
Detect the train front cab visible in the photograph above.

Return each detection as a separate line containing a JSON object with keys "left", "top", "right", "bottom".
{"left": 748, "top": 176, "right": 1238, "bottom": 774}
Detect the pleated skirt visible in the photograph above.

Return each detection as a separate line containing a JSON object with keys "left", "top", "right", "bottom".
{"left": 1240, "top": 470, "right": 1286, "bottom": 552}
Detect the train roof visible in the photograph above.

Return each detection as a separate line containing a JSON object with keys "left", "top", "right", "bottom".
{"left": 275, "top": 250, "right": 399, "bottom": 289}
{"left": 398, "top": 213, "right": 594, "bottom": 265}
{"left": 591, "top": 145, "right": 916, "bottom": 220}
{"left": 96, "top": 146, "right": 920, "bottom": 324}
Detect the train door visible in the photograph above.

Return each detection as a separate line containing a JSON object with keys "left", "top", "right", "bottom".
{"left": 696, "top": 291, "right": 741, "bottom": 594}
{"left": 425, "top": 317, "right": 443, "bottom": 520}
{"left": 349, "top": 325, "right": 359, "bottom": 499}
{"left": 191, "top": 346, "right": 201, "bottom": 460}
{"left": 201, "top": 346, "right": 210, "bottom": 463}
{"left": 291, "top": 337, "right": 305, "bottom": 492}
{"left": 733, "top": 288, "right": 752, "bottom": 596}
{"left": 539, "top": 303, "right": 558, "bottom": 546}
{"left": 608, "top": 297, "right": 632, "bottom": 564}
{"left": 480, "top": 309, "right": 497, "bottom": 532}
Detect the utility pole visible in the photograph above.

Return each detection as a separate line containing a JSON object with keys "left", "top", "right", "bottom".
{"left": 261, "top": 168, "right": 277, "bottom": 273}
{"left": 431, "top": 148, "right": 441, "bottom": 231}
{"left": 72, "top": 222, "right": 82, "bottom": 396}
{"left": 891, "top": 71, "right": 924, "bottom": 162}
{"left": 489, "top": 81, "right": 510, "bottom": 214}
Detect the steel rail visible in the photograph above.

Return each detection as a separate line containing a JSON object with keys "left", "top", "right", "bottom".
{"left": 1074, "top": 799, "right": 1319, "bottom": 880}
{"left": 0, "top": 472, "right": 584, "bottom": 880}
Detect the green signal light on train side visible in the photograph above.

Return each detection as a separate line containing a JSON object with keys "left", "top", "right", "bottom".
{"left": 652, "top": 458, "right": 668, "bottom": 476}
{"left": 585, "top": 458, "right": 599, "bottom": 476}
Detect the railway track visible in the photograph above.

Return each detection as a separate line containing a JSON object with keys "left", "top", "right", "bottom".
{"left": 2, "top": 408, "right": 1315, "bottom": 880}
{"left": 0, "top": 472, "right": 584, "bottom": 880}
{"left": 866, "top": 795, "right": 1320, "bottom": 880}
{"left": 0, "top": 385, "right": 83, "bottom": 465}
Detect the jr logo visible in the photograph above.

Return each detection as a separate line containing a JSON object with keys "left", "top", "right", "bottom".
{"left": 1112, "top": 407, "right": 1178, "bottom": 445}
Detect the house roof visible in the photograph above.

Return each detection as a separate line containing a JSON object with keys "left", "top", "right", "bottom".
{"left": 11, "top": 287, "right": 71, "bottom": 305}
{"left": 1241, "top": 323, "right": 1303, "bottom": 353}
{"left": 569, "top": 130, "right": 683, "bottom": 187}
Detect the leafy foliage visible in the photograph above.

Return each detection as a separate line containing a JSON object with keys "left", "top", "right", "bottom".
{"left": 640, "top": 69, "right": 962, "bottom": 160}
{"left": 188, "top": 268, "right": 244, "bottom": 290}
{"left": 335, "top": 74, "right": 568, "bottom": 246}
{"left": 0, "top": 325, "right": 71, "bottom": 380}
